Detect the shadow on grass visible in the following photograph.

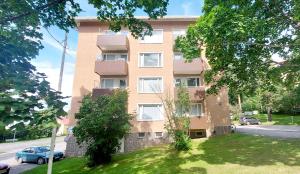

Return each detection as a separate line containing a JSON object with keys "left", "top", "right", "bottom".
{"left": 197, "top": 134, "right": 300, "bottom": 167}
{"left": 93, "top": 145, "right": 207, "bottom": 174}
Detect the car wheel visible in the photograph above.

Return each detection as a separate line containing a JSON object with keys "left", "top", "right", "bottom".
{"left": 17, "top": 157, "right": 23, "bottom": 164}
{"left": 246, "top": 122, "right": 250, "bottom": 125}
{"left": 37, "top": 158, "right": 44, "bottom": 165}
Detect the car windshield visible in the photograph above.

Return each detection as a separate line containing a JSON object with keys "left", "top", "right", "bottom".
{"left": 36, "top": 147, "right": 50, "bottom": 153}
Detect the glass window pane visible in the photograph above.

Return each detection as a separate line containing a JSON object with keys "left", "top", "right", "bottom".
{"left": 187, "top": 78, "right": 199, "bottom": 87}
{"left": 139, "top": 78, "right": 162, "bottom": 93}
{"left": 175, "top": 79, "right": 182, "bottom": 87}
{"left": 143, "top": 53, "right": 159, "bottom": 67}
{"left": 174, "top": 53, "right": 183, "bottom": 60}
{"left": 120, "top": 80, "right": 126, "bottom": 88}
{"left": 101, "top": 79, "right": 114, "bottom": 88}
{"left": 140, "top": 104, "right": 162, "bottom": 120}
{"left": 190, "top": 104, "right": 201, "bottom": 116}
{"left": 141, "top": 30, "right": 163, "bottom": 43}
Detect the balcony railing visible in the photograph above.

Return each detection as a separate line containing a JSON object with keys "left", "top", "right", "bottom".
{"left": 97, "top": 34, "right": 128, "bottom": 51}
{"left": 95, "top": 60, "right": 128, "bottom": 76}
{"left": 174, "top": 86, "right": 205, "bottom": 101}
{"left": 173, "top": 59, "right": 204, "bottom": 75}
{"left": 92, "top": 88, "right": 113, "bottom": 98}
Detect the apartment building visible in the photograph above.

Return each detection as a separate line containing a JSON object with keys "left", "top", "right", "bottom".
{"left": 68, "top": 16, "right": 231, "bottom": 153}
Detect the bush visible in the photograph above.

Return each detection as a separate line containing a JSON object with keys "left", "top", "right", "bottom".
{"left": 73, "top": 90, "right": 132, "bottom": 166}
{"left": 174, "top": 130, "right": 191, "bottom": 151}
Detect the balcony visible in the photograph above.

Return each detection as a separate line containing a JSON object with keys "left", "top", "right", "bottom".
{"left": 92, "top": 88, "right": 113, "bottom": 98}
{"left": 97, "top": 35, "right": 128, "bottom": 51}
{"left": 173, "top": 59, "right": 204, "bottom": 75}
{"left": 174, "top": 86, "right": 205, "bottom": 101}
{"left": 95, "top": 60, "right": 128, "bottom": 76}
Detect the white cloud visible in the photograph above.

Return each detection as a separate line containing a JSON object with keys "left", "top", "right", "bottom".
{"left": 42, "top": 33, "right": 77, "bottom": 58}
{"left": 182, "top": 2, "right": 192, "bottom": 16}
{"left": 32, "top": 60, "right": 75, "bottom": 110}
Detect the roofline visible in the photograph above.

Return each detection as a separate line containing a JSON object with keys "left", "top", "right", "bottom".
{"left": 75, "top": 16, "right": 199, "bottom": 24}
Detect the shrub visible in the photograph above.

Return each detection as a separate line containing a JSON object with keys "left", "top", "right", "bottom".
{"left": 73, "top": 90, "right": 132, "bottom": 166}
{"left": 174, "top": 130, "right": 191, "bottom": 151}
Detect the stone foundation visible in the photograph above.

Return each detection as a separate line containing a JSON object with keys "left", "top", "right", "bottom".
{"left": 124, "top": 132, "right": 170, "bottom": 152}
{"left": 65, "top": 128, "right": 232, "bottom": 157}
{"left": 65, "top": 135, "right": 87, "bottom": 157}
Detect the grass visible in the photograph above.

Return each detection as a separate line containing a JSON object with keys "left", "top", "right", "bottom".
{"left": 255, "top": 114, "right": 300, "bottom": 125}
{"left": 25, "top": 134, "right": 300, "bottom": 174}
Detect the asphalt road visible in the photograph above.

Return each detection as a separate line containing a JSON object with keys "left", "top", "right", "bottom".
{"left": 0, "top": 136, "right": 66, "bottom": 174}
{"left": 236, "top": 125, "right": 300, "bottom": 139}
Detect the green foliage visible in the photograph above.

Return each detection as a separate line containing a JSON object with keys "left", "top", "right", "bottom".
{"left": 229, "top": 104, "right": 241, "bottom": 121}
{"left": 73, "top": 90, "right": 132, "bottom": 166}
{"left": 0, "top": 0, "right": 168, "bottom": 128}
{"left": 240, "top": 84, "right": 300, "bottom": 114}
{"left": 176, "top": 1, "right": 300, "bottom": 95}
{"left": 162, "top": 86, "right": 191, "bottom": 151}
{"left": 174, "top": 130, "right": 192, "bottom": 151}
{"left": 241, "top": 96, "right": 261, "bottom": 112}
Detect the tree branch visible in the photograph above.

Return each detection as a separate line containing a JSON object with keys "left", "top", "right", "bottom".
{"left": 0, "top": 0, "right": 67, "bottom": 25}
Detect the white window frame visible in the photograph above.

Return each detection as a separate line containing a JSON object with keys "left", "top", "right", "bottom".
{"left": 173, "top": 52, "right": 184, "bottom": 60}
{"left": 140, "top": 29, "right": 163, "bottom": 44}
{"left": 101, "top": 53, "right": 128, "bottom": 61}
{"left": 101, "top": 78, "right": 127, "bottom": 89}
{"left": 154, "top": 132, "right": 163, "bottom": 138}
{"left": 172, "top": 29, "right": 186, "bottom": 41}
{"left": 139, "top": 52, "right": 163, "bottom": 68}
{"left": 189, "top": 103, "right": 204, "bottom": 117}
{"left": 174, "top": 76, "right": 202, "bottom": 87}
{"left": 137, "top": 103, "right": 164, "bottom": 121}
{"left": 138, "top": 77, "right": 163, "bottom": 93}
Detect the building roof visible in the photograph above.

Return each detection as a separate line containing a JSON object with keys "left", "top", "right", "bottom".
{"left": 75, "top": 16, "right": 199, "bottom": 24}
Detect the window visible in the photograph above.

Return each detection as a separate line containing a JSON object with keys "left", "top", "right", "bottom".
{"left": 101, "top": 79, "right": 127, "bottom": 89}
{"left": 139, "top": 53, "right": 162, "bottom": 67}
{"left": 174, "top": 53, "right": 183, "bottom": 60}
{"left": 190, "top": 103, "right": 202, "bottom": 117}
{"left": 155, "top": 132, "right": 163, "bottom": 138}
{"left": 140, "top": 29, "right": 163, "bottom": 43}
{"left": 138, "top": 104, "right": 163, "bottom": 121}
{"left": 138, "top": 77, "right": 163, "bottom": 93}
{"left": 175, "top": 103, "right": 203, "bottom": 117}
{"left": 138, "top": 132, "right": 145, "bottom": 138}
{"left": 101, "top": 53, "right": 127, "bottom": 61}
{"left": 101, "top": 79, "right": 114, "bottom": 89}
{"left": 172, "top": 29, "right": 186, "bottom": 41}
{"left": 196, "top": 131, "right": 203, "bottom": 137}
{"left": 175, "top": 77, "right": 201, "bottom": 87}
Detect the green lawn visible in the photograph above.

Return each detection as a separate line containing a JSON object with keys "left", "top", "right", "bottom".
{"left": 255, "top": 114, "right": 300, "bottom": 125}
{"left": 25, "top": 134, "right": 300, "bottom": 174}
{"left": 233, "top": 114, "right": 300, "bottom": 125}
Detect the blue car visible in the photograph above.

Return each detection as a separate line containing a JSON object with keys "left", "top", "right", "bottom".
{"left": 16, "top": 146, "right": 64, "bottom": 165}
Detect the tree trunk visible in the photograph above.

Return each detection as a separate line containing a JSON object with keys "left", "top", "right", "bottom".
{"left": 267, "top": 107, "right": 272, "bottom": 122}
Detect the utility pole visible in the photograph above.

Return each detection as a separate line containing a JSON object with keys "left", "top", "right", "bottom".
{"left": 47, "top": 32, "right": 68, "bottom": 174}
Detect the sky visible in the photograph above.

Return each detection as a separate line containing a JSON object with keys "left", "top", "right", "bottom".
{"left": 33, "top": 0, "right": 204, "bottom": 110}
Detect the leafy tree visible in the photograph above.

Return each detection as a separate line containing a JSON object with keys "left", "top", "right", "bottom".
{"left": 176, "top": 0, "right": 300, "bottom": 95}
{"left": 0, "top": 0, "right": 168, "bottom": 126}
{"left": 160, "top": 85, "right": 192, "bottom": 151}
{"left": 73, "top": 90, "right": 132, "bottom": 166}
